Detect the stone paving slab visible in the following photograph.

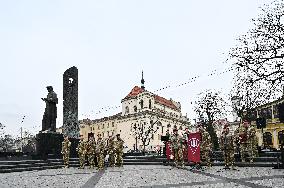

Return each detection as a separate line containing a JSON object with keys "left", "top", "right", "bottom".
{"left": 0, "top": 165, "right": 284, "bottom": 188}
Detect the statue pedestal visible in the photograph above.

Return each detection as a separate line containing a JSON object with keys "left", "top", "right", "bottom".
{"left": 35, "top": 132, "right": 79, "bottom": 159}
{"left": 35, "top": 132, "right": 63, "bottom": 159}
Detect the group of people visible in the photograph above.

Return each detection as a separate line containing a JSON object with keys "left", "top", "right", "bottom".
{"left": 61, "top": 134, "right": 124, "bottom": 170}
{"left": 166, "top": 125, "right": 212, "bottom": 168}
{"left": 221, "top": 122, "right": 258, "bottom": 169}
{"left": 167, "top": 122, "right": 258, "bottom": 170}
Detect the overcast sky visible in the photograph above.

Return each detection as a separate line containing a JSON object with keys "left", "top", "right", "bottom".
{"left": 0, "top": 0, "right": 272, "bottom": 137}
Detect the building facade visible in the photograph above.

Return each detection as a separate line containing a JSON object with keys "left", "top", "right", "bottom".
{"left": 79, "top": 78, "right": 191, "bottom": 152}
{"left": 250, "top": 97, "right": 284, "bottom": 149}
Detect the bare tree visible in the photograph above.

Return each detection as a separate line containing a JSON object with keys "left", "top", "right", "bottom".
{"left": 230, "top": 0, "right": 284, "bottom": 110}
{"left": 130, "top": 111, "right": 162, "bottom": 153}
{"left": 0, "top": 122, "right": 4, "bottom": 138}
{"left": 0, "top": 134, "right": 14, "bottom": 152}
{"left": 194, "top": 90, "right": 227, "bottom": 149}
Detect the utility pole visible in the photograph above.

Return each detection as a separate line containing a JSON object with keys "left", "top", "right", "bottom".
{"left": 20, "top": 116, "right": 25, "bottom": 153}
{"left": 20, "top": 127, "right": 23, "bottom": 152}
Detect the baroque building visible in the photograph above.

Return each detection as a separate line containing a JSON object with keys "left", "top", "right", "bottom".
{"left": 79, "top": 73, "right": 191, "bottom": 152}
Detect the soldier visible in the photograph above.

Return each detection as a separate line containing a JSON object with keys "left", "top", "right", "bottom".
{"left": 200, "top": 126, "right": 212, "bottom": 167}
{"left": 248, "top": 126, "right": 258, "bottom": 163}
{"left": 76, "top": 135, "right": 87, "bottom": 169}
{"left": 233, "top": 127, "right": 240, "bottom": 158}
{"left": 86, "top": 136, "right": 96, "bottom": 169}
{"left": 219, "top": 125, "right": 235, "bottom": 170}
{"left": 239, "top": 122, "right": 249, "bottom": 162}
{"left": 107, "top": 135, "right": 116, "bottom": 167}
{"left": 170, "top": 126, "right": 185, "bottom": 168}
{"left": 115, "top": 134, "right": 124, "bottom": 167}
{"left": 61, "top": 135, "right": 71, "bottom": 168}
{"left": 182, "top": 127, "right": 190, "bottom": 162}
{"left": 96, "top": 134, "right": 105, "bottom": 170}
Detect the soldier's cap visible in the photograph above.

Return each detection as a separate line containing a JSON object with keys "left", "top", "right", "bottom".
{"left": 46, "top": 86, "right": 53, "bottom": 89}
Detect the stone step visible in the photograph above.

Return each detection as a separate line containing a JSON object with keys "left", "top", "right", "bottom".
{"left": 0, "top": 160, "right": 45, "bottom": 165}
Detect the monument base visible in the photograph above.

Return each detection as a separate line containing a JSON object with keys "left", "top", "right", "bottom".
{"left": 35, "top": 132, "right": 80, "bottom": 160}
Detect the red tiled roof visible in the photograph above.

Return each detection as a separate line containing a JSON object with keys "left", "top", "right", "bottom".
{"left": 124, "top": 86, "right": 179, "bottom": 111}
{"left": 154, "top": 95, "right": 178, "bottom": 110}
{"left": 124, "top": 86, "right": 144, "bottom": 99}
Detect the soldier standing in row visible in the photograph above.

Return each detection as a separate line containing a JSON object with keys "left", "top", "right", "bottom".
{"left": 239, "top": 122, "right": 249, "bottom": 162}
{"left": 96, "top": 134, "right": 105, "bottom": 170}
{"left": 61, "top": 135, "right": 71, "bottom": 168}
{"left": 76, "top": 135, "right": 87, "bottom": 169}
{"left": 200, "top": 127, "right": 212, "bottom": 168}
{"left": 115, "top": 134, "right": 124, "bottom": 167}
{"left": 248, "top": 126, "right": 258, "bottom": 163}
{"left": 220, "top": 125, "right": 235, "bottom": 170}
{"left": 170, "top": 126, "right": 185, "bottom": 168}
{"left": 86, "top": 136, "right": 96, "bottom": 169}
{"left": 182, "top": 127, "right": 190, "bottom": 163}
{"left": 107, "top": 135, "right": 116, "bottom": 167}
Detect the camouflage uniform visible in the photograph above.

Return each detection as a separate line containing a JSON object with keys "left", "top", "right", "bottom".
{"left": 170, "top": 130, "right": 184, "bottom": 168}
{"left": 96, "top": 136, "right": 105, "bottom": 170}
{"left": 86, "top": 138, "right": 96, "bottom": 169}
{"left": 248, "top": 127, "right": 258, "bottom": 163}
{"left": 220, "top": 127, "right": 235, "bottom": 169}
{"left": 200, "top": 130, "right": 212, "bottom": 167}
{"left": 239, "top": 125, "right": 248, "bottom": 162}
{"left": 61, "top": 137, "right": 71, "bottom": 168}
{"left": 76, "top": 139, "right": 87, "bottom": 169}
{"left": 107, "top": 136, "right": 116, "bottom": 167}
{"left": 233, "top": 127, "right": 240, "bottom": 156}
{"left": 115, "top": 135, "right": 124, "bottom": 167}
{"left": 182, "top": 130, "right": 190, "bottom": 162}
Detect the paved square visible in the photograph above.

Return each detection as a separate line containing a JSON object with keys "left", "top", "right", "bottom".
{"left": 0, "top": 166, "right": 283, "bottom": 188}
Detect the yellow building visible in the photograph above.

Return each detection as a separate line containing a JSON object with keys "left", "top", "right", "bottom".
{"left": 251, "top": 97, "right": 284, "bottom": 150}
{"left": 79, "top": 76, "right": 191, "bottom": 152}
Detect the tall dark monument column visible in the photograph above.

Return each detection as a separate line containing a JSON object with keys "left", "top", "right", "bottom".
{"left": 63, "top": 66, "right": 79, "bottom": 139}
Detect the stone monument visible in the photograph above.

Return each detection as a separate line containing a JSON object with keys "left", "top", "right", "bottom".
{"left": 62, "top": 66, "right": 79, "bottom": 157}
{"left": 35, "top": 86, "right": 63, "bottom": 159}
{"left": 63, "top": 66, "right": 79, "bottom": 138}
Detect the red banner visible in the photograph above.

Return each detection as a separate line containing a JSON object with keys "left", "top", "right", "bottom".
{"left": 166, "top": 141, "right": 172, "bottom": 160}
{"left": 188, "top": 132, "right": 201, "bottom": 163}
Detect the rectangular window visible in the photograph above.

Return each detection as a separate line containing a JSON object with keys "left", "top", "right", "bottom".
{"left": 273, "top": 105, "right": 279, "bottom": 118}
{"left": 98, "top": 125, "right": 100, "bottom": 130}
{"left": 112, "top": 122, "right": 115, "bottom": 127}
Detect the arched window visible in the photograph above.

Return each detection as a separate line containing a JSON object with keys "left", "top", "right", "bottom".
{"left": 140, "top": 100, "right": 144, "bottom": 109}
{"left": 125, "top": 106, "right": 129, "bottom": 114}
{"left": 149, "top": 100, "right": 152, "bottom": 109}
{"left": 134, "top": 106, "right": 137, "bottom": 112}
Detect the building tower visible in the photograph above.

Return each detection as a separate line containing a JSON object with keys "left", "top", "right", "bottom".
{"left": 141, "top": 71, "right": 145, "bottom": 90}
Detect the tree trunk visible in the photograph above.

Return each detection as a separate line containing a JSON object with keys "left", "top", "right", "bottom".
{"left": 206, "top": 121, "right": 219, "bottom": 150}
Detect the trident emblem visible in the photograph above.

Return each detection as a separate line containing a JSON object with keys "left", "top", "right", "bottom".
{"left": 188, "top": 138, "right": 200, "bottom": 154}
